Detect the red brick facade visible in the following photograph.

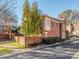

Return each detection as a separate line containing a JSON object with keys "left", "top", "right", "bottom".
{"left": 15, "top": 15, "right": 66, "bottom": 45}
{"left": 41, "top": 15, "right": 66, "bottom": 39}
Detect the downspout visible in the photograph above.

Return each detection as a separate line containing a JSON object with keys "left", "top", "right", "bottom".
{"left": 59, "top": 23, "right": 62, "bottom": 39}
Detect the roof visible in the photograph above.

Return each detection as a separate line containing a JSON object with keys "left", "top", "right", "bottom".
{"left": 40, "top": 15, "right": 61, "bottom": 23}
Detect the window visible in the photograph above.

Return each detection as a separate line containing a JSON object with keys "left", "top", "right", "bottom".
{"left": 44, "top": 18, "right": 51, "bottom": 31}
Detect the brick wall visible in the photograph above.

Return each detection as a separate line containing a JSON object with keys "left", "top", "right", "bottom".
{"left": 42, "top": 17, "right": 61, "bottom": 38}
{"left": 47, "top": 22, "right": 60, "bottom": 37}
{"left": 15, "top": 36, "right": 42, "bottom": 45}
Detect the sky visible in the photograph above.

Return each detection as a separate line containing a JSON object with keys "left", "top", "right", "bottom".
{"left": 17, "top": 0, "right": 79, "bottom": 25}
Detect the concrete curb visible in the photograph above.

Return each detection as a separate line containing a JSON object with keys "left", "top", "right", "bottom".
{"left": 0, "top": 38, "right": 75, "bottom": 58}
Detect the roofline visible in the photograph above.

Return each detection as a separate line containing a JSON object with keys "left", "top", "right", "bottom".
{"left": 40, "top": 15, "right": 61, "bottom": 23}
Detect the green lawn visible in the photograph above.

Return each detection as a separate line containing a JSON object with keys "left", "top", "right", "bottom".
{"left": 0, "top": 41, "right": 28, "bottom": 55}
{"left": 0, "top": 47, "right": 12, "bottom": 55}
{"left": 7, "top": 41, "right": 25, "bottom": 49}
{"left": 0, "top": 41, "right": 25, "bottom": 49}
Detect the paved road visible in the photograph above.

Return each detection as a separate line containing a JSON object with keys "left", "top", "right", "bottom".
{"left": 1, "top": 39, "right": 79, "bottom": 59}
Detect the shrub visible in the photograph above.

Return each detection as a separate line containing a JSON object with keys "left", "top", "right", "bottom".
{"left": 42, "top": 37, "right": 58, "bottom": 44}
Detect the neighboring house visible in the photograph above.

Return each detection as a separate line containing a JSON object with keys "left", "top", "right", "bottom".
{"left": 73, "top": 23, "right": 79, "bottom": 36}
{"left": 66, "top": 24, "right": 73, "bottom": 35}
{"left": 40, "top": 15, "right": 66, "bottom": 39}
{"left": 66, "top": 23, "right": 79, "bottom": 36}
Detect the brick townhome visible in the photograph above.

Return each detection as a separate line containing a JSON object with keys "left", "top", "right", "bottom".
{"left": 40, "top": 15, "right": 66, "bottom": 39}
{"left": 15, "top": 15, "right": 66, "bottom": 45}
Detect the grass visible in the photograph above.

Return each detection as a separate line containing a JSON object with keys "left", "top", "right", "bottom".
{"left": 0, "top": 41, "right": 25, "bottom": 49}
{"left": 0, "top": 41, "right": 27, "bottom": 55}
{"left": 8, "top": 41, "right": 25, "bottom": 49}
{"left": 0, "top": 47, "right": 12, "bottom": 55}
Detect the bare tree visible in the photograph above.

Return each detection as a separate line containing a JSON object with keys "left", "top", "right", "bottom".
{"left": 0, "top": 0, "right": 17, "bottom": 40}
{"left": 0, "top": 0, "right": 17, "bottom": 30}
{"left": 71, "top": 10, "right": 79, "bottom": 24}
{"left": 58, "top": 10, "right": 79, "bottom": 36}
{"left": 58, "top": 9, "right": 72, "bottom": 37}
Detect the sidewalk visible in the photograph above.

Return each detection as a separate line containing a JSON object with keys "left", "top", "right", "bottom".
{"left": 0, "top": 48, "right": 31, "bottom": 58}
